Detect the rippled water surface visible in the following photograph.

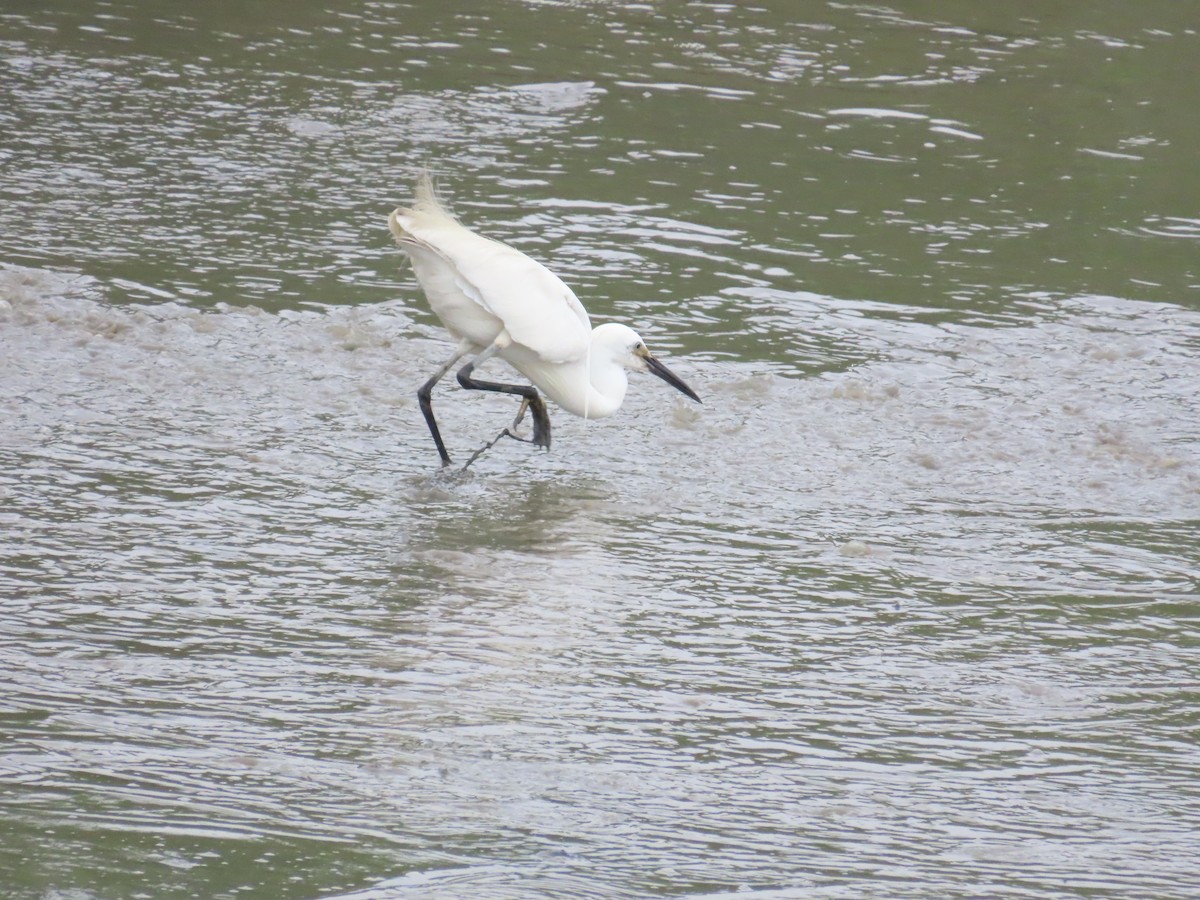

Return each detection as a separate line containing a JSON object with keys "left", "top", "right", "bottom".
{"left": 2, "top": 2, "right": 1199, "bottom": 898}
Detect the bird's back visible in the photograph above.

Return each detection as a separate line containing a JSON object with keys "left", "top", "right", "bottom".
{"left": 389, "top": 174, "right": 591, "bottom": 363}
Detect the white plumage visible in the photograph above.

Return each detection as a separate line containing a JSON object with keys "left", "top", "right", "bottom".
{"left": 389, "top": 173, "right": 700, "bottom": 467}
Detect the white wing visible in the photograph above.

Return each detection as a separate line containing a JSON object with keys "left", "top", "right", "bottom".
{"left": 393, "top": 209, "right": 591, "bottom": 364}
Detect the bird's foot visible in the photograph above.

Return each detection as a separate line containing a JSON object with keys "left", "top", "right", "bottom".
{"left": 503, "top": 425, "right": 535, "bottom": 444}
{"left": 461, "top": 426, "right": 524, "bottom": 471}
{"left": 459, "top": 395, "right": 552, "bottom": 471}
{"left": 501, "top": 396, "right": 551, "bottom": 450}
{"left": 511, "top": 397, "right": 530, "bottom": 430}
{"left": 461, "top": 424, "right": 550, "bottom": 472}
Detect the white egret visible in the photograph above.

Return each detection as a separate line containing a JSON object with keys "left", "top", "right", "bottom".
{"left": 388, "top": 173, "right": 700, "bottom": 468}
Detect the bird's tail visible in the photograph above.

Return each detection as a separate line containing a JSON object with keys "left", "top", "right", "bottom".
{"left": 413, "top": 169, "right": 447, "bottom": 215}
{"left": 388, "top": 170, "right": 455, "bottom": 244}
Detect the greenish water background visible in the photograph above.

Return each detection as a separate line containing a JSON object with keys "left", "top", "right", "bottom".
{"left": 2, "top": 2, "right": 1197, "bottom": 897}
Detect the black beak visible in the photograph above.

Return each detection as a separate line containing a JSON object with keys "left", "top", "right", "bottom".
{"left": 644, "top": 354, "right": 701, "bottom": 403}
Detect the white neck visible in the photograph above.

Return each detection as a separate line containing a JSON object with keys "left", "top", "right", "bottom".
{"left": 504, "top": 325, "right": 632, "bottom": 420}
{"left": 583, "top": 329, "right": 629, "bottom": 420}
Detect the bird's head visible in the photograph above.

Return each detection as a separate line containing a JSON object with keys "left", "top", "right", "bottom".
{"left": 592, "top": 323, "right": 701, "bottom": 403}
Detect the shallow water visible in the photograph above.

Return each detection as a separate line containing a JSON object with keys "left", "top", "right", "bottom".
{"left": 2, "top": 2, "right": 1199, "bottom": 898}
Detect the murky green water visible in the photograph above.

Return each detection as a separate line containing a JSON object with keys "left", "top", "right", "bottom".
{"left": 2, "top": 2, "right": 1198, "bottom": 898}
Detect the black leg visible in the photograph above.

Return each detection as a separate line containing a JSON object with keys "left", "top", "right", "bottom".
{"left": 419, "top": 342, "right": 471, "bottom": 467}
{"left": 418, "top": 373, "right": 452, "bottom": 467}
{"left": 456, "top": 360, "right": 551, "bottom": 451}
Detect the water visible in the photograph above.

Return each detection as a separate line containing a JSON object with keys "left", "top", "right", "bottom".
{"left": 2, "top": 2, "right": 1198, "bottom": 898}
